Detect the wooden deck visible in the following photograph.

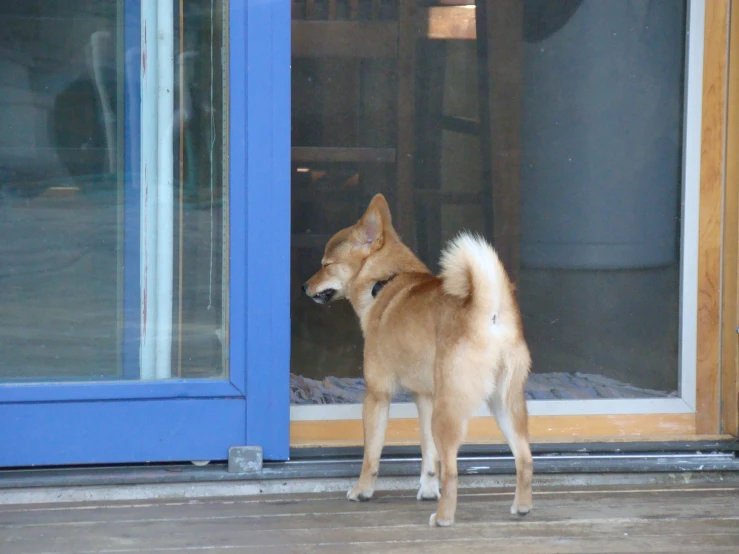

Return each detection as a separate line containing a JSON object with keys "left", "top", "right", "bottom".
{"left": 1, "top": 483, "right": 738, "bottom": 553}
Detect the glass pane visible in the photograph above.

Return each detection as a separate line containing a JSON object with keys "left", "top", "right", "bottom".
{"left": 290, "top": 0, "right": 686, "bottom": 404}
{"left": 0, "top": 0, "right": 227, "bottom": 382}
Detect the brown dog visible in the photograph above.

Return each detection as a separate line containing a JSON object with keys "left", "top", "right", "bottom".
{"left": 303, "top": 194, "right": 533, "bottom": 526}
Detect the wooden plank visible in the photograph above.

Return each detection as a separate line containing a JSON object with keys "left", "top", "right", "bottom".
{"left": 1, "top": 484, "right": 735, "bottom": 518}
{"left": 475, "top": 0, "right": 524, "bottom": 282}
{"left": 291, "top": 413, "right": 696, "bottom": 446}
{"left": 292, "top": 21, "right": 398, "bottom": 58}
{"left": 3, "top": 486, "right": 738, "bottom": 553}
{"left": 696, "top": 0, "right": 729, "bottom": 434}
{"left": 292, "top": 147, "right": 396, "bottom": 163}
{"left": 722, "top": 0, "right": 739, "bottom": 438}
{"left": 4, "top": 485, "right": 738, "bottom": 524}
{"left": 5, "top": 491, "right": 739, "bottom": 531}
{"left": 418, "top": 6, "right": 477, "bottom": 40}
{"left": 395, "top": 2, "right": 418, "bottom": 247}
{"left": 7, "top": 522, "right": 738, "bottom": 554}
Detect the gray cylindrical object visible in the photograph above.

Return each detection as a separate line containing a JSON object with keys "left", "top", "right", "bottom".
{"left": 520, "top": 0, "right": 685, "bottom": 269}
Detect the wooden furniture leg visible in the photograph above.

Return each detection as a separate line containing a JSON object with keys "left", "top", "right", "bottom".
{"left": 396, "top": 1, "right": 418, "bottom": 248}
{"left": 475, "top": 0, "right": 524, "bottom": 282}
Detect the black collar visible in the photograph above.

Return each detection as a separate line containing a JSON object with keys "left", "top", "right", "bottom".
{"left": 371, "top": 274, "right": 398, "bottom": 298}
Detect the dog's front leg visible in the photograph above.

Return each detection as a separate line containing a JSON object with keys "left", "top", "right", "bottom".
{"left": 414, "top": 394, "right": 440, "bottom": 500}
{"left": 347, "top": 389, "right": 390, "bottom": 501}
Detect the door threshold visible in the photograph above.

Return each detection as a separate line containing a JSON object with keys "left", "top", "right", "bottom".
{"left": 2, "top": 468, "right": 739, "bottom": 506}
{"left": 0, "top": 441, "right": 737, "bottom": 503}
{"left": 290, "top": 439, "right": 739, "bottom": 460}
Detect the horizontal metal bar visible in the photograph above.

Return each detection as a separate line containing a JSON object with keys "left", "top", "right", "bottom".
{"left": 271, "top": 453, "right": 739, "bottom": 480}
{"left": 291, "top": 440, "right": 739, "bottom": 459}
{"left": 2, "top": 450, "right": 737, "bottom": 490}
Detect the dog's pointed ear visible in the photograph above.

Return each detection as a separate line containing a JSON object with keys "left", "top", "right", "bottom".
{"left": 355, "top": 194, "right": 391, "bottom": 248}
{"left": 356, "top": 207, "right": 382, "bottom": 246}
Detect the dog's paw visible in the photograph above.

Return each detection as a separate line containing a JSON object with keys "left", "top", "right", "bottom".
{"left": 510, "top": 502, "right": 531, "bottom": 516}
{"left": 429, "top": 512, "right": 454, "bottom": 527}
{"left": 347, "top": 485, "right": 374, "bottom": 502}
{"left": 416, "top": 474, "right": 441, "bottom": 501}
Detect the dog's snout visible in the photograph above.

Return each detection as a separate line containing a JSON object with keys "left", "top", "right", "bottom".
{"left": 301, "top": 283, "right": 308, "bottom": 294}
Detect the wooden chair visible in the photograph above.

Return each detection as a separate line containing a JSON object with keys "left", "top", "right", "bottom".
{"left": 414, "top": 1, "right": 524, "bottom": 281}
{"left": 291, "top": 1, "right": 524, "bottom": 281}
{"left": 291, "top": 0, "right": 417, "bottom": 250}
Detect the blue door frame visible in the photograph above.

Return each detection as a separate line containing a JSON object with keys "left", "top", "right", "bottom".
{"left": 233, "top": 0, "right": 291, "bottom": 462}
{"left": 0, "top": 0, "right": 290, "bottom": 467}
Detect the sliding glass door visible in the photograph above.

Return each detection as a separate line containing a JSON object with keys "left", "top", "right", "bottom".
{"left": 0, "top": 0, "right": 290, "bottom": 466}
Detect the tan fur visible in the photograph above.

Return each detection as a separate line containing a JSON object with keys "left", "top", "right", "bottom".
{"left": 303, "top": 194, "right": 533, "bottom": 527}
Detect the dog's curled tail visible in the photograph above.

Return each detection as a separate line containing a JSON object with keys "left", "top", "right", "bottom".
{"left": 439, "top": 232, "right": 510, "bottom": 323}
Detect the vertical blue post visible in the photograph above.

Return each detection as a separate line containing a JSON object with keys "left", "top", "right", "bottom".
{"left": 230, "top": 0, "right": 291, "bottom": 460}
{"left": 123, "top": 0, "right": 141, "bottom": 379}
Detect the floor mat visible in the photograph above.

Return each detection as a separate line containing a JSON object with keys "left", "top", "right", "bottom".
{"left": 290, "top": 372, "right": 677, "bottom": 404}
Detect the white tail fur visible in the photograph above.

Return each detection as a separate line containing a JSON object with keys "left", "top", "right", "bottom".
{"left": 439, "top": 232, "right": 508, "bottom": 322}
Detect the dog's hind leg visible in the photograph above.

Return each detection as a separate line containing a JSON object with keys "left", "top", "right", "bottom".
{"left": 429, "top": 399, "right": 467, "bottom": 527}
{"left": 347, "top": 388, "right": 391, "bottom": 502}
{"left": 488, "top": 350, "right": 533, "bottom": 516}
{"left": 414, "top": 394, "right": 440, "bottom": 501}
